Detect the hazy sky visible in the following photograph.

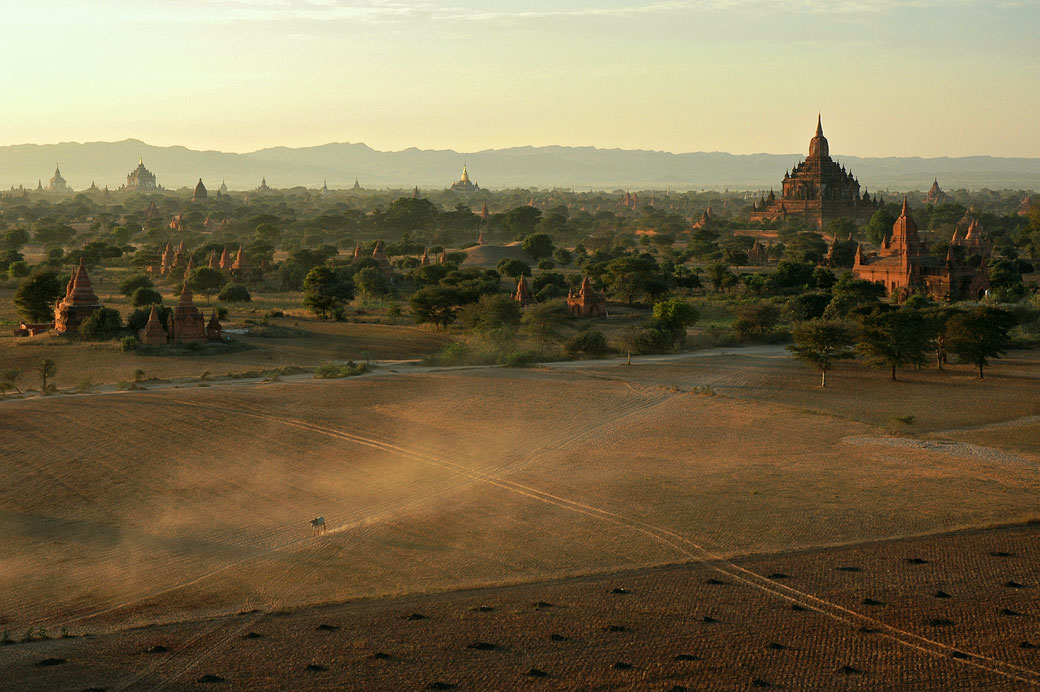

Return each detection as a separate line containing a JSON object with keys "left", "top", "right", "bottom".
{"left": 2, "top": 1, "right": 1037, "bottom": 158}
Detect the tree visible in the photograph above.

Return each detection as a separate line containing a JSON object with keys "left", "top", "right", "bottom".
{"left": 79, "top": 307, "right": 124, "bottom": 341}
{"left": 218, "top": 283, "right": 252, "bottom": 303}
{"left": 459, "top": 293, "right": 522, "bottom": 332}
{"left": 1, "top": 228, "right": 29, "bottom": 252}
{"left": 856, "top": 308, "right": 930, "bottom": 381}
{"left": 7, "top": 261, "right": 30, "bottom": 278}
{"left": 521, "top": 232, "right": 555, "bottom": 260}
{"left": 945, "top": 307, "right": 1015, "bottom": 378}
{"left": 788, "top": 320, "right": 857, "bottom": 387}
{"left": 303, "top": 265, "right": 354, "bottom": 319}
{"left": 521, "top": 300, "right": 570, "bottom": 348}
{"left": 496, "top": 257, "right": 532, "bottom": 278}
{"left": 255, "top": 222, "right": 280, "bottom": 244}
{"left": 503, "top": 206, "right": 542, "bottom": 238}
{"left": 186, "top": 267, "right": 228, "bottom": 301}
{"left": 866, "top": 208, "right": 897, "bottom": 246}
{"left": 553, "top": 248, "right": 573, "bottom": 266}
{"left": 131, "top": 287, "right": 163, "bottom": 307}
{"left": 705, "top": 262, "right": 738, "bottom": 293}
{"left": 37, "top": 358, "right": 56, "bottom": 393}
{"left": 382, "top": 197, "right": 438, "bottom": 233}
{"left": 649, "top": 299, "right": 699, "bottom": 348}
{"left": 409, "top": 285, "right": 464, "bottom": 327}
{"left": 733, "top": 302, "right": 781, "bottom": 343}
{"left": 920, "top": 306, "right": 960, "bottom": 370}
{"left": 0, "top": 368, "right": 22, "bottom": 397}
{"left": 354, "top": 266, "right": 391, "bottom": 298}
{"left": 120, "top": 274, "right": 154, "bottom": 297}
{"left": 13, "top": 271, "right": 63, "bottom": 322}
{"left": 605, "top": 255, "right": 670, "bottom": 304}
{"left": 565, "top": 329, "right": 608, "bottom": 359}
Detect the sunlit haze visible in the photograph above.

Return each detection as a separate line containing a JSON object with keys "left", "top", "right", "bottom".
{"left": 3, "top": 1, "right": 1039, "bottom": 157}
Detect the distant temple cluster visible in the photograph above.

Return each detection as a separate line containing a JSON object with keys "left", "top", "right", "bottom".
{"left": 851, "top": 198, "right": 989, "bottom": 301}
{"left": 750, "top": 117, "right": 879, "bottom": 229}
{"left": 138, "top": 285, "right": 222, "bottom": 346}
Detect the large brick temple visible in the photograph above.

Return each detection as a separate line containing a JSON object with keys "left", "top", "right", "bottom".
{"left": 852, "top": 198, "right": 989, "bottom": 301}
{"left": 750, "top": 116, "right": 879, "bottom": 230}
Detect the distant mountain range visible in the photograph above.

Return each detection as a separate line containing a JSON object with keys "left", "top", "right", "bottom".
{"left": 2, "top": 139, "right": 1039, "bottom": 192}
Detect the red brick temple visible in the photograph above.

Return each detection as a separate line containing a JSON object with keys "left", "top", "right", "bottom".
{"left": 750, "top": 116, "right": 879, "bottom": 229}
{"left": 54, "top": 258, "right": 102, "bottom": 334}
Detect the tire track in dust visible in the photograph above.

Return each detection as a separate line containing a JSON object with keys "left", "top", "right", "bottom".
{"left": 163, "top": 398, "right": 1040, "bottom": 688}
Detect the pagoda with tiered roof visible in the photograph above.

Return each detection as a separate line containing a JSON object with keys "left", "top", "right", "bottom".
{"left": 54, "top": 259, "right": 102, "bottom": 334}
{"left": 750, "top": 116, "right": 878, "bottom": 229}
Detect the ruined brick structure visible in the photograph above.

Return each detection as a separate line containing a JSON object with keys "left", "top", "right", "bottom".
{"left": 750, "top": 116, "right": 879, "bottom": 229}
{"left": 566, "top": 276, "right": 607, "bottom": 317}
{"left": 167, "top": 284, "right": 208, "bottom": 343}
{"left": 54, "top": 258, "right": 102, "bottom": 334}
{"left": 852, "top": 198, "right": 989, "bottom": 301}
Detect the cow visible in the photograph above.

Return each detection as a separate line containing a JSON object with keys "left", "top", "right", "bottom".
{"left": 310, "top": 516, "right": 326, "bottom": 535}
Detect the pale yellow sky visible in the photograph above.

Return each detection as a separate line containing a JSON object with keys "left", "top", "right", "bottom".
{"left": 1, "top": 1, "right": 1037, "bottom": 158}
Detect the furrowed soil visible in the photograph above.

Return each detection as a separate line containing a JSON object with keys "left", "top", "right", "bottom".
{"left": 1, "top": 348, "right": 1038, "bottom": 691}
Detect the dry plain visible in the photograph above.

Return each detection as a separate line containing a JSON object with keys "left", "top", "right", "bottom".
{"left": 1, "top": 348, "right": 1039, "bottom": 691}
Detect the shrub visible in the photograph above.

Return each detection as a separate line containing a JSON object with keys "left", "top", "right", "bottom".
{"left": 120, "top": 274, "right": 154, "bottom": 297}
{"left": 120, "top": 335, "right": 139, "bottom": 352}
{"left": 131, "top": 287, "right": 163, "bottom": 307}
{"left": 79, "top": 307, "right": 124, "bottom": 341}
{"left": 564, "top": 329, "right": 608, "bottom": 358}
{"left": 314, "top": 361, "right": 370, "bottom": 379}
{"left": 502, "top": 350, "right": 540, "bottom": 368}
{"left": 219, "top": 283, "right": 252, "bottom": 303}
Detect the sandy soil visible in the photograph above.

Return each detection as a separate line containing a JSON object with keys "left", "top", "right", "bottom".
{"left": 1, "top": 348, "right": 1038, "bottom": 690}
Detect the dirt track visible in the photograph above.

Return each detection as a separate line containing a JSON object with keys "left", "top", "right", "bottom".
{"left": 2, "top": 349, "right": 1038, "bottom": 690}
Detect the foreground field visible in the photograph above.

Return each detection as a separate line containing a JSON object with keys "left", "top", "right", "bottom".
{"left": 1, "top": 348, "right": 1038, "bottom": 690}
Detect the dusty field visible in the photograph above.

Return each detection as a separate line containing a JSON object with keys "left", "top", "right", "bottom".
{"left": 0, "top": 348, "right": 1038, "bottom": 690}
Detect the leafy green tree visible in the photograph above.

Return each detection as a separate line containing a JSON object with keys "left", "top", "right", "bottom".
{"left": 1, "top": 228, "right": 29, "bottom": 252}
{"left": 856, "top": 308, "right": 930, "bottom": 381}
{"left": 120, "top": 274, "right": 154, "bottom": 297}
{"left": 824, "top": 274, "right": 886, "bottom": 318}
{"left": 496, "top": 257, "right": 532, "bottom": 278}
{"left": 503, "top": 206, "right": 542, "bottom": 238}
{"left": 79, "top": 307, "right": 124, "bottom": 341}
{"left": 565, "top": 329, "right": 608, "bottom": 359}
{"left": 186, "top": 267, "right": 228, "bottom": 301}
{"left": 304, "top": 265, "right": 354, "bottom": 319}
{"left": 37, "top": 358, "right": 57, "bottom": 393}
{"left": 409, "top": 286, "right": 464, "bottom": 327}
{"left": 705, "top": 262, "right": 737, "bottom": 293}
{"left": 354, "top": 266, "right": 391, "bottom": 298}
{"left": 783, "top": 232, "right": 829, "bottom": 264}
{"left": 988, "top": 258, "right": 1026, "bottom": 302}
{"left": 7, "top": 261, "right": 30, "bottom": 278}
{"left": 788, "top": 319, "right": 857, "bottom": 387}
{"left": 945, "top": 307, "right": 1015, "bottom": 378}
{"left": 521, "top": 232, "right": 555, "bottom": 260}
{"left": 866, "top": 208, "right": 896, "bottom": 247}
{"left": 733, "top": 302, "right": 781, "bottom": 343}
{"left": 14, "top": 271, "right": 63, "bottom": 322}
{"left": 0, "top": 368, "right": 22, "bottom": 397}
{"left": 605, "top": 255, "right": 670, "bottom": 304}
{"left": 552, "top": 248, "right": 573, "bottom": 266}
{"left": 130, "top": 287, "right": 163, "bottom": 307}
{"left": 521, "top": 300, "right": 570, "bottom": 347}
{"left": 218, "top": 283, "right": 252, "bottom": 303}
{"left": 382, "top": 197, "right": 438, "bottom": 233}
{"left": 920, "top": 306, "right": 960, "bottom": 370}
{"left": 459, "top": 293, "right": 522, "bottom": 332}
{"left": 255, "top": 222, "right": 280, "bottom": 244}
{"left": 649, "top": 299, "right": 699, "bottom": 348}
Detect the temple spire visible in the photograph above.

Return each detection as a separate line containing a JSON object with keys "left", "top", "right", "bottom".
{"left": 900, "top": 195, "right": 909, "bottom": 217}
{"left": 816, "top": 113, "right": 823, "bottom": 137}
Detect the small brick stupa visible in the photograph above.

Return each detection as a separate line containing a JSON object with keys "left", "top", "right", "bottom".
{"left": 514, "top": 274, "right": 534, "bottom": 306}
{"left": 138, "top": 305, "right": 168, "bottom": 345}
{"left": 167, "top": 283, "right": 207, "bottom": 343}
{"left": 206, "top": 310, "right": 222, "bottom": 341}
{"left": 54, "top": 258, "right": 102, "bottom": 334}
{"left": 230, "top": 247, "right": 261, "bottom": 282}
